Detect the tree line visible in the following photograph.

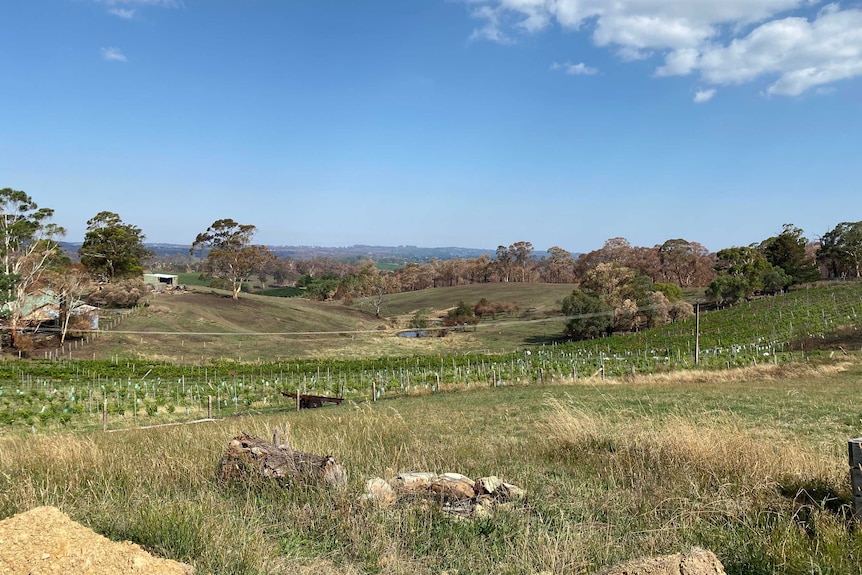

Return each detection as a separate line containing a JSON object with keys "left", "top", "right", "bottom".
{"left": 4, "top": 185, "right": 862, "bottom": 349}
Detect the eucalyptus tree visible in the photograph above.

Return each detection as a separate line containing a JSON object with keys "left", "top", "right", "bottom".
{"left": 79, "top": 211, "right": 152, "bottom": 281}
{"left": 818, "top": 221, "right": 862, "bottom": 278}
{"left": 0, "top": 188, "right": 66, "bottom": 346}
{"left": 190, "top": 219, "right": 272, "bottom": 299}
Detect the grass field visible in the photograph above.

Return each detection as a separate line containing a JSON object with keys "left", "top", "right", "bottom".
{"left": 2, "top": 360, "right": 861, "bottom": 574}
{"left": 67, "top": 283, "right": 580, "bottom": 362}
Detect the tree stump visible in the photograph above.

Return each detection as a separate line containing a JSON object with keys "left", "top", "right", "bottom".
{"left": 218, "top": 432, "right": 346, "bottom": 488}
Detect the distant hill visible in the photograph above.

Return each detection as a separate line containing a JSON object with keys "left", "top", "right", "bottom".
{"left": 62, "top": 242, "right": 559, "bottom": 263}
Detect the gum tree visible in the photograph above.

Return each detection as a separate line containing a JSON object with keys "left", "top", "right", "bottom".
{"left": 79, "top": 211, "right": 152, "bottom": 281}
{"left": 0, "top": 188, "right": 66, "bottom": 347}
{"left": 190, "top": 219, "right": 272, "bottom": 299}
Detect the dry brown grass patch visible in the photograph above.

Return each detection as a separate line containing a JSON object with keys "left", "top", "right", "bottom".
{"left": 617, "top": 360, "right": 853, "bottom": 386}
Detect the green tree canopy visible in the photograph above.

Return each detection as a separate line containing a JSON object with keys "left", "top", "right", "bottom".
{"left": 817, "top": 221, "right": 862, "bottom": 278}
{"left": 562, "top": 288, "right": 612, "bottom": 340}
{"left": 444, "top": 300, "right": 478, "bottom": 327}
{"left": 79, "top": 211, "right": 152, "bottom": 281}
{"left": 758, "top": 224, "right": 820, "bottom": 285}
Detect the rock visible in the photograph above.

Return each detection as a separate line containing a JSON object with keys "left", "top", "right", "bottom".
{"left": 360, "top": 477, "right": 398, "bottom": 507}
{"left": 475, "top": 476, "right": 504, "bottom": 496}
{"left": 598, "top": 548, "right": 726, "bottom": 575}
{"left": 430, "top": 473, "right": 476, "bottom": 500}
{"left": 498, "top": 483, "right": 526, "bottom": 501}
{"left": 389, "top": 472, "right": 437, "bottom": 493}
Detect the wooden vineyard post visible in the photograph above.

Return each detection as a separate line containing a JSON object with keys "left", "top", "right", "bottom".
{"left": 850, "top": 438, "right": 862, "bottom": 521}
{"left": 372, "top": 381, "right": 377, "bottom": 402}
{"left": 102, "top": 398, "right": 108, "bottom": 432}
{"left": 208, "top": 395, "right": 212, "bottom": 419}
{"left": 296, "top": 389, "right": 300, "bottom": 412}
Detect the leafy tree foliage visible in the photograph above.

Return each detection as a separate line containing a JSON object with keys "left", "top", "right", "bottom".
{"left": 444, "top": 300, "right": 478, "bottom": 327}
{"left": 79, "top": 211, "right": 152, "bottom": 281}
{"left": 652, "top": 282, "right": 683, "bottom": 302}
{"left": 707, "top": 246, "right": 777, "bottom": 302}
{"left": 758, "top": 224, "right": 820, "bottom": 285}
{"left": 817, "top": 221, "right": 862, "bottom": 278}
{"left": 473, "top": 298, "right": 518, "bottom": 318}
{"left": 562, "top": 288, "right": 612, "bottom": 339}
{"left": 539, "top": 246, "right": 576, "bottom": 283}
{"left": 705, "top": 274, "right": 750, "bottom": 304}
{"left": 0, "top": 188, "right": 66, "bottom": 347}
{"left": 190, "top": 219, "right": 273, "bottom": 300}
{"left": 658, "top": 239, "right": 714, "bottom": 287}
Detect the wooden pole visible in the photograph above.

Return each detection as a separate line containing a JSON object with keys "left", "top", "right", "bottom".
{"left": 849, "top": 438, "right": 862, "bottom": 521}
{"left": 208, "top": 395, "right": 212, "bottom": 419}
{"left": 102, "top": 398, "right": 108, "bottom": 432}
{"left": 695, "top": 302, "right": 701, "bottom": 366}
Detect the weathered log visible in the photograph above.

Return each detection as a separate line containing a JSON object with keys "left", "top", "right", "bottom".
{"left": 218, "top": 432, "right": 346, "bottom": 488}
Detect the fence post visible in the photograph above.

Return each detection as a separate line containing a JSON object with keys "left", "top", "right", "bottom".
{"left": 850, "top": 438, "right": 862, "bottom": 521}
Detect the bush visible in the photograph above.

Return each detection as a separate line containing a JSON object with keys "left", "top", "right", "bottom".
{"left": 473, "top": 298, "right": 519, "bottom": 319}
{"left": 410, "top": 309, "right": 431, "bottom": 329}
{"left": 653, "top": 282, "right": 683, "bottom": 302}
{"left": 562, "top": 289, "right": 612, "bottom": 339}
{"left": 86, "top": 280, "right": 147, "bottom": 308}
{"left": 443, "top": 301, "right": 478, "bottom": 327}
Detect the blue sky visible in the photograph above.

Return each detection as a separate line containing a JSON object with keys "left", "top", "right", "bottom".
{"left": 1, "top": 0, "right": 860, "bottom": 254}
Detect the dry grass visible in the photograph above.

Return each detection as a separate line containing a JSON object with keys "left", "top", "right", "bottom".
{"left": 3, "top": 362, "right": 862, "bottom": 574}
{"left": 617, "top": 360, "right": 854, "bottom": 386}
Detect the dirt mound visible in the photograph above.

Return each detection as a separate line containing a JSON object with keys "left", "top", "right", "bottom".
{"left": 599, "top": 547, "right": 725, "bottom": 575}
{"left": 0, "top": 506, "right": 194, "bottom": 575}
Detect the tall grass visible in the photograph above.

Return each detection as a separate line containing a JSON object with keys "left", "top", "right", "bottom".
{"left": 3, "top": 365, "right": 862, "bottom": 574}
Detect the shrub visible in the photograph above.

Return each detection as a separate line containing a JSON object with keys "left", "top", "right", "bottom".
{"left": 86, "top": 280, "right": 146, "bottom": 308}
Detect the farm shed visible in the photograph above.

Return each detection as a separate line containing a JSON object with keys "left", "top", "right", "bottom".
{"left": 144, "top": 273, "right": 179, "bottom": 288}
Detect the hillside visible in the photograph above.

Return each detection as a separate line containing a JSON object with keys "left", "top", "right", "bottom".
{"left": 66, "top": 284, "right": 576, "bottom": 362}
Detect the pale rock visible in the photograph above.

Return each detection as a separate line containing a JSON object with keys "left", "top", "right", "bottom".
{"left": 498, "top": 483, "right": 526, "bottom": 501}
{"left": 389, "top": 472, "right": 437, "bottom": 493}
{"left": 361, "top": 477, "right": 397, "bottom": 507}
{"left": 431, "top": 473, "right": 476, "bottom": 500}
{"left": 475, "top": 475, "right": 504, "bottom": 496}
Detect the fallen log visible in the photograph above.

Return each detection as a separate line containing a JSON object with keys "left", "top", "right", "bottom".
{"left": 218, "top": 431, "right": 346, "bottom": 488}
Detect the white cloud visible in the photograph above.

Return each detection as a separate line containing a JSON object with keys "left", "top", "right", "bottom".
{"left": 693, "top": 89, "right": 717, "bottom": 103}
{"left": 552, "top": 61, "right": 599, "bottom": 75}
{"left": 101, "top": 47, "right": 127, "bottom": 62}
{"left": 464, "top": 0, "right": 862, "bottom": 96}
{"left": 108, "top": 8, "right": 136, "bottom": 19}
{"left": 97, "top": 0, "right": 178, "bottom": 6}
{"left": 93, "top": 0, "right": 179, "bottom": 18}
